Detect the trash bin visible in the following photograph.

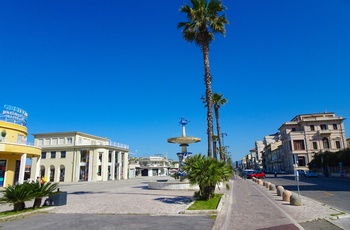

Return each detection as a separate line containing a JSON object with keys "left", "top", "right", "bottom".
{"left": 49, "top": 192, "right": 67, "bottom": 206}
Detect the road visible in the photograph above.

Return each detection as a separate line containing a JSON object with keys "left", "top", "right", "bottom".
{"left": 263, "top": 174, "right": 350, "bottom": 213}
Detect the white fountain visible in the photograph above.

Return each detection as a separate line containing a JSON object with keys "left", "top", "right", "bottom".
{"left": 148, "top": 118, "right": 201, "bottom": 190}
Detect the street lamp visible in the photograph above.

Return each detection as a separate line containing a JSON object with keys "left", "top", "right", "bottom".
{"left": 221, "top": 133, "right": 227, "bottom": 147}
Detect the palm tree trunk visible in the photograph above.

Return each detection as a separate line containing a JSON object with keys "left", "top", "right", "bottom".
{"left": 14, "top": 202, "right": 25, "bottom": 212}
{"left": 202, "top": 43, "right": 213, "bottom": 158}
{"left": 33, "top": 197, "right": 42, "bottom": 209}
{"left": 214, "top": 105, "right": 223, "bottom": 161}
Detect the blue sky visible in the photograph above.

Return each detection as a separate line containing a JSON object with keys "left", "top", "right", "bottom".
{"left": 1, "top": 1, "right": 350, "bottom": 162}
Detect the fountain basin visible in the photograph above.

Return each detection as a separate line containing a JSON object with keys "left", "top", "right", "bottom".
{"left": 167, "top": 137, "right": 201, "bottom": 144}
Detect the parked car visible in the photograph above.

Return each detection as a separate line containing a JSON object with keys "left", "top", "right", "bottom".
{"left": 247, "top": 171, "right": 266, "bottom": 179}
{"left": 297, "top": 170, "right": 306, "bottom": 177}
{"left": 305, "top": 170, "right": 318, "bottom": 178}
{"left": 243, "top": 169, "right": 255, "bottom": 177}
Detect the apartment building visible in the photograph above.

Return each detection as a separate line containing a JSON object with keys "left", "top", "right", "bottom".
{"left": 138, "top": 155, "right": 170, "bottom": 176}
{"left": 31, "top": 132, "right": 129, "bottom": 183}
{"left": 279, "top": 112, "right": 346, "bottom": 172}
{"left": 0, "top": 105, "right": 41, "bottom": 187}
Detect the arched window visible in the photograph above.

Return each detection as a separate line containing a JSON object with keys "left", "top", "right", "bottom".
{"left": 60, "top": 165, "right": 65, "bottom": 182}
{"left": 50, "top": 165, "right": 55, "bottom": 182}
{"left": 323, "top": 138, "right": 330, "bottom": 149}
{"left": 40, "top": 166, "right": 45, "bottom": 178}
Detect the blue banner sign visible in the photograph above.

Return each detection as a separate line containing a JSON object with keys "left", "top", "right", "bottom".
{"left": 0, "top": 105, "right": 28, "bottom": 126}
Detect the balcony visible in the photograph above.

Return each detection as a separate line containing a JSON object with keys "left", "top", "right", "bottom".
{"left": 318, "top": 129, "right": 332, "bottom": 136}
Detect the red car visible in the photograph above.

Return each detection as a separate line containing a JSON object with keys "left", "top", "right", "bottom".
{"left": 247, "top": 171, "right": 266, "bottom": 179}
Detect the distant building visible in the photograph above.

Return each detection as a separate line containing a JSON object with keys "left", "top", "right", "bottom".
{"left": 279, "top": 112, "right": 346, "bottom": 172}
{"left": 0, "top": 105, "right": 41, "bottom": 187}
{"left": 138, "top": 155, "right": 170, "bottom": 177}
{"left": 31, "top": 131, "right": 129, "bottom": 182}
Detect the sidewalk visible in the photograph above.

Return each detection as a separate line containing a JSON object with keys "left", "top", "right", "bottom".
{"left": 213, "top": 177, "right": 350, "bottom": 230}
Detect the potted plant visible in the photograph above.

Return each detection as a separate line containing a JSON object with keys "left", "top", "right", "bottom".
{"left": 1, "top": 130, "right": 6, "bottom": 142}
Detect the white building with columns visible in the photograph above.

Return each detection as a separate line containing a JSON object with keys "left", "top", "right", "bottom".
{"left": 31, "top": 131, "right": 129, "bottom": 183}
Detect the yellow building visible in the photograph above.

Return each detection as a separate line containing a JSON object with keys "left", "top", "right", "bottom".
{"left": 0, "top": 105, "right": 41, "bottom": 187}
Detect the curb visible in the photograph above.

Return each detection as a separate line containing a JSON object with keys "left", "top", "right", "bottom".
{"left": 181, "top": 194, "right": 224, "bottom": 215}
{"left": 0, "top": 207, "right": 55, "bottom": 221}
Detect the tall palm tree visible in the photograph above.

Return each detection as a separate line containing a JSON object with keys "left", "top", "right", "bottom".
{"left": 178, "top": 0, "right": 228, "bottom": 158}
{"left": 212, "top": 93, "right": 228, "bottom": 161}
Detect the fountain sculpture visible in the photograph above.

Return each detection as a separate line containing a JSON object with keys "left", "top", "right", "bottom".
{"left": 147, "top": 118, "right": 200, "bottom": 190}
{"left": 167, "top": 118, "right": 201, "bottom": 180}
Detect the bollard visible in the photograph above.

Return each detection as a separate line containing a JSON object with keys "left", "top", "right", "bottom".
{"left": 266, "top": 182, "right": 271, "bottom": 189}
{"left": 276, "top": 186, "right": 284, "bottom": 196}
{"left": 269, "top": 184, "right": 276, "bottom": 191}
{"left": 290, "top": 193, "right": 302, "bottom": 206}
{"left": 282, "top": 190, "right": 292, "bottom": 202}
{"left": 258, "top": 179, "right": 263, "bottom": 185}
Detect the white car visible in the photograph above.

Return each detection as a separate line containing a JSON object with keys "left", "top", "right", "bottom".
{"left": 305, "top": 170, "right": 318, "bottom": 178}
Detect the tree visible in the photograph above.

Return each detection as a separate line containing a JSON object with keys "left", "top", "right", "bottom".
{"left": 212, "top": 93, "right": 228, "bottom": 161}
{"left": 0, "top": 182, "right": 33, "bottom": 211}
{"left": 178, "top": 0, "right": 229, "bottom": 158}
{"left": 30, "top": 181, "right": 59, "bottom": 209}
{"left": 183, "top": 154, "right": 233, "bottom": 200}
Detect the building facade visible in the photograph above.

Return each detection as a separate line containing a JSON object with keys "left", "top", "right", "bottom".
{"left": 279, "top": 112, "right": 347, "bottom": 172}
{"left": 0, "top": 105, "right": 41, "bottom": 187}
{"left": 31, "top": 132, "right": 129, "bottom": 183}
{"left": 138, "top": 155, "right": 170, "bottom": 177}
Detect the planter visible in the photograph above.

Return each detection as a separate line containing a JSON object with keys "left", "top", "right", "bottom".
{"left": 49, "top": 192, "right": 67, "bottom": 206}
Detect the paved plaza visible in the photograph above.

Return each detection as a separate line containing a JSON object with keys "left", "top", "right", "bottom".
{"left": 1, "top": 176, "right": 350, "bottom": 229}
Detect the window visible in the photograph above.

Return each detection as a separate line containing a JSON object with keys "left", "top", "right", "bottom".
{"left": 323, "top": 138, "right": 330, "bottom": 149}
{"left": 52, "top": 138, "right": 58, "bottom": 145}
{"left": 293, "top": 140, "right": 305, "bottom": 150}
{"left": 58, "top": 138, "right": 64, "bottom": 144}
{"left": 320, "top": 124, "right": 327, "bottom": 130}
{"left": 298, "top": 156, "right": 306, "bottom": 167}
{"left": 310, "top": 125, "right": 315, "bottom": 131}
{"left": 291, "top": 128, "right": 296, "bottom": 131}
{"left": 336, "top": 141, "right": 341, "bottom": 149}
{"left": 81, "top": 150, "right": 88, "bottom": 162}
{"left": 61, "top": 151, "right": 66, "bottom": 158}
{"left": 51, "top": 151, "right": 56, "bottom": 159}
{"left": 37, "top": 139, "right": 43, "bottom": 146}
{"left": 42, "top": 152, "right": 46, "bottom": 159}
{"left": 67, "top": 137, "right": 72, "bottom": 144}
{"left": 44, "top": 139, "right": 50, "bottom": 145}
{"left": 333, "top": 124, "right": 338, "bottom": 130}
{"left": 313, "top": 142, "right": 318, "bottom": 150}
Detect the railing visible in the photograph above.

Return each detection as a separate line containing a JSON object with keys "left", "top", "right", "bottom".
{"left": 106, "top": 141, "right": 129, "bottom": 149}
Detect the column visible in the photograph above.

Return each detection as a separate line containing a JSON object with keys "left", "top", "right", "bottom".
{"left": 123, "top": 152, "right": 128, "bottom": 179}
{"left": 117, "top": 151, "right": 122, "bottom": 180}
{"left": 75, "top": 150, "right": 81, "bottom": 182}
{"left": 111, "top": 150, "right": 115, "bottom": 180}
{"left": 30, "top": 156, "right": 41, "bottom": 181}
{"left": 88, "top": 150, "right": 93, "bottom": 181}
{"left": 102, "top": 149, "right": 108, "bottom": 181}
{"left": 18, "top": 153, "right": 27, "bottom": 184}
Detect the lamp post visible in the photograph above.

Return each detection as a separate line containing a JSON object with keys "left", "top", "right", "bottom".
{"left": 221, "top": 133, "right": 227, "bottom": 147}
